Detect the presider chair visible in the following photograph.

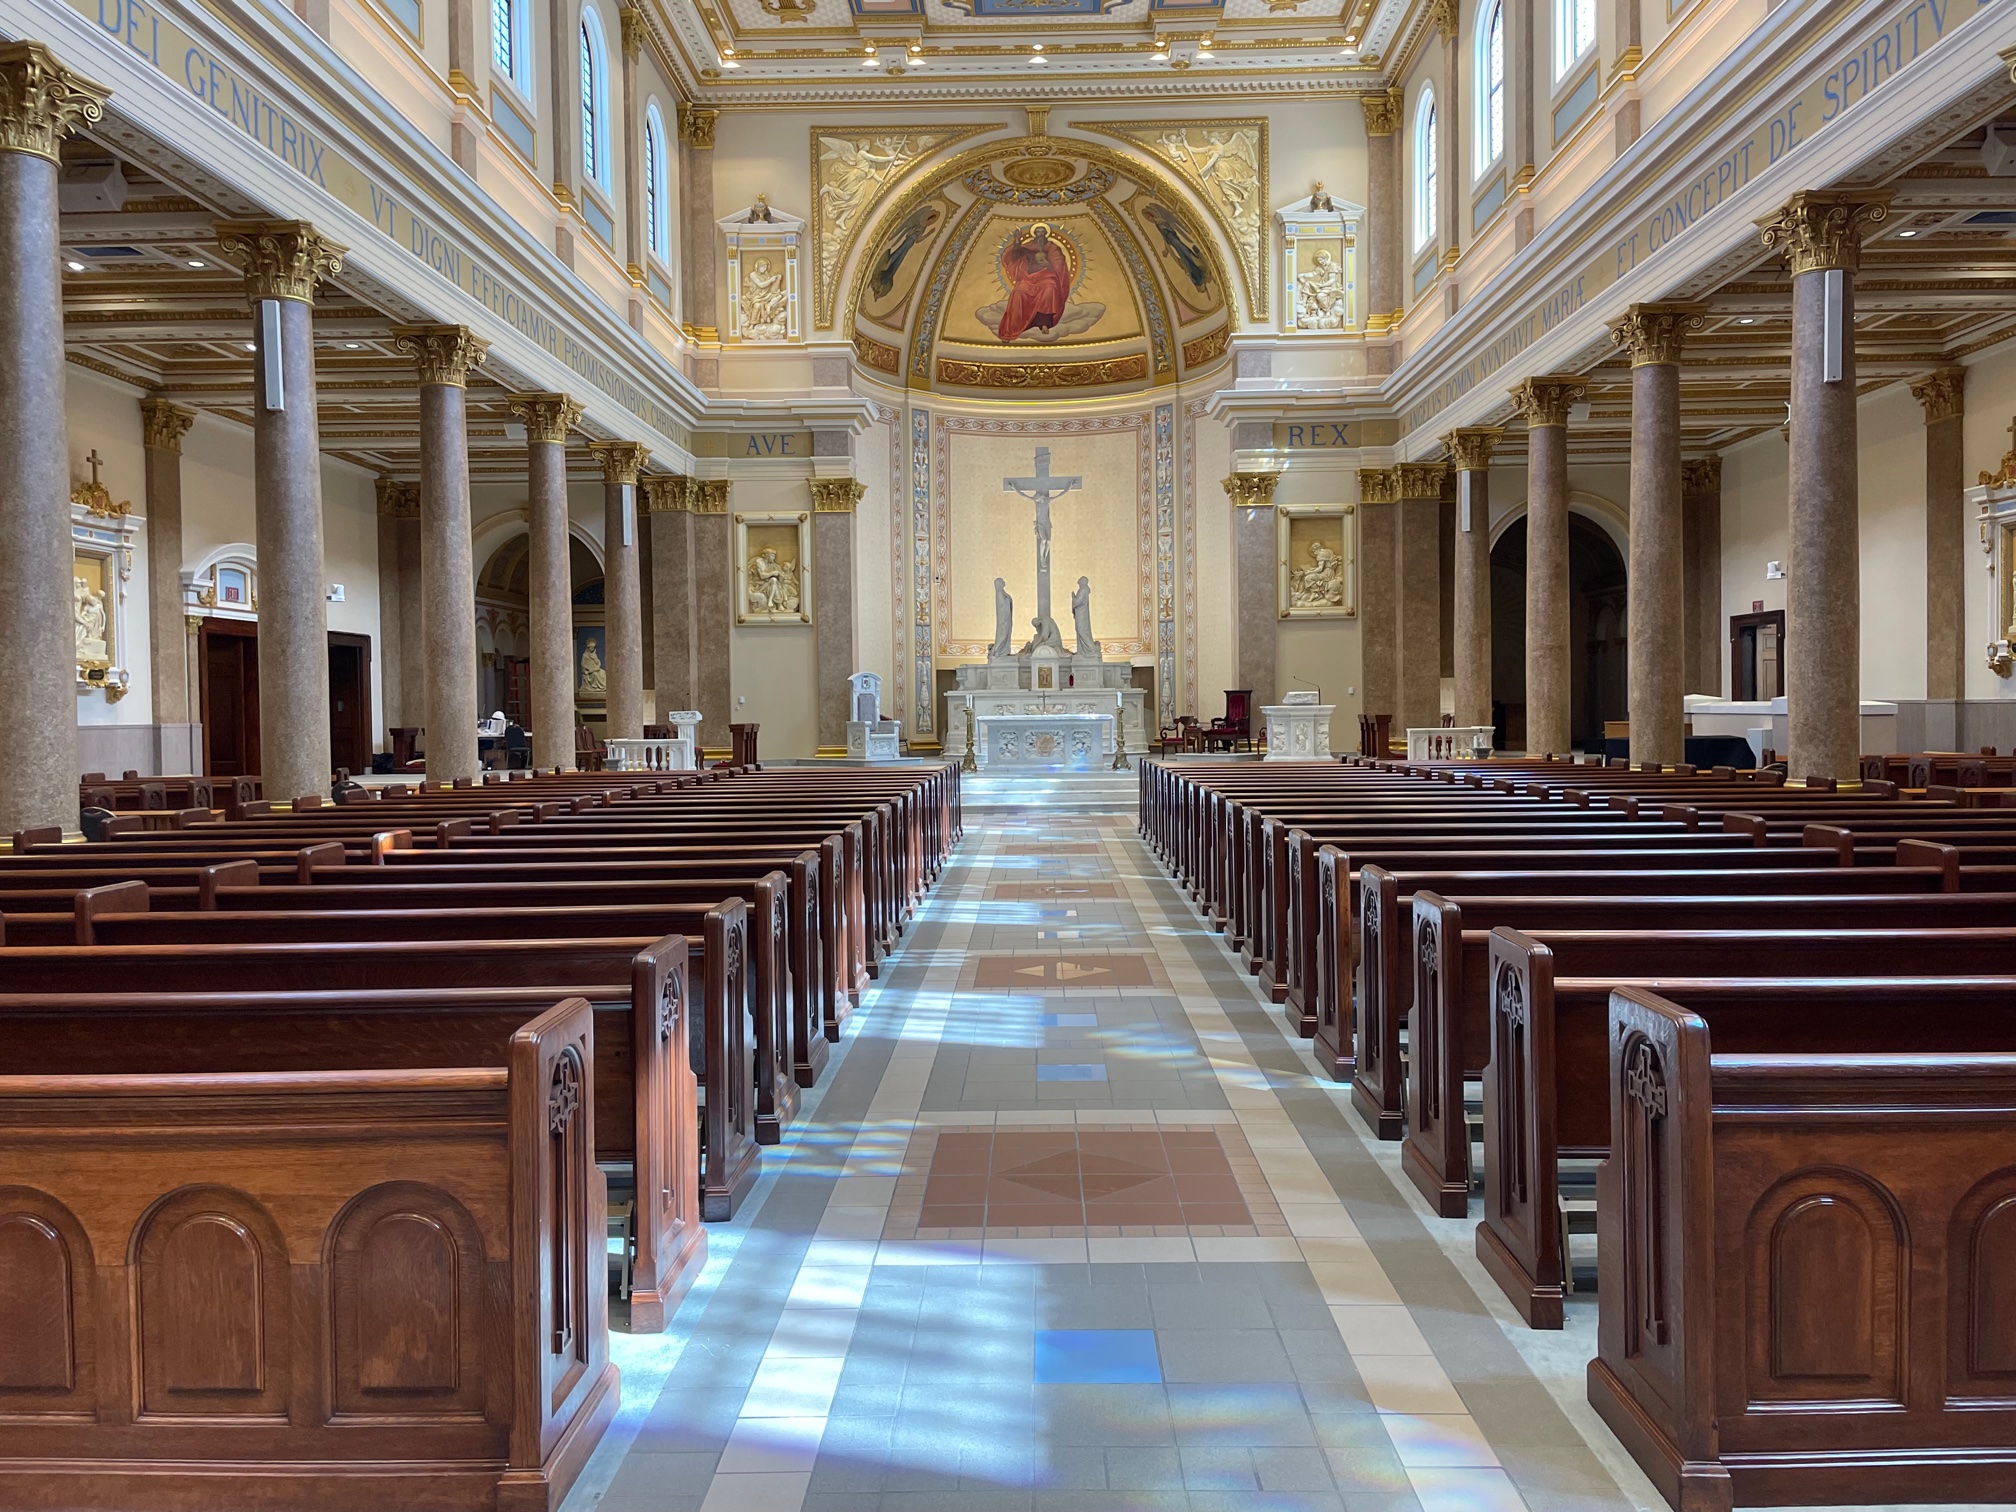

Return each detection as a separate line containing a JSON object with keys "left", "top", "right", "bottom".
{"left": 1199, "top": 690, "right": 1253, "bottom": 752}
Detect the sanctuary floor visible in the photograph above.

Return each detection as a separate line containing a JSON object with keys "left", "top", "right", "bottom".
{"left": 563, "top": 771, "right": 1984, "bottom": 1512}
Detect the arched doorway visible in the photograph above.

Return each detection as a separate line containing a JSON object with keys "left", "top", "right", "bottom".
{"left": 1489, "top": 513, "right": 1629, "bottom": 753}
{"left": 473, "top": 532, "right": 604, "bottom": 726}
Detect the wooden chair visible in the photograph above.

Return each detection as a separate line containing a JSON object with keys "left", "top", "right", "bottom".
{"left": 1155, "top": 715, "right": 1200, "bottom": 756}
{"left": 1199, "top": 691, "right": 1253, "bottom": 752}
{"left": 575, "top": 724, "right": 607, "bottom": 771}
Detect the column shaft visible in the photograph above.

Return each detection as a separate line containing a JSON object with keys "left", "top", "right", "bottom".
{"left": 1915, "top": 370, "right": 1967, "bottom": 701}
{"left": 693, "top": 499, "right": 733, "bottom": 743}
{"left": 1680, "top": 459, "right": 1723, "bottom": 696}
{"left": 1628, "top": 359, "right": 1685, "bottom": 764}
{"left": 1525, "top": 422, "right": 1571, "bottom": 755}
{"left": 251, "top": 295, "right": 333, "bottom": 798}
{"left": 0, "top": 146, "right": 77, "bottom": 832}
{"left": 141, "top": 402, "right": 196, "bottom": 731}
{"left": 1357, "top": 473, "right": 1397, "bottom": 725}
{"left": 603, "top": 471, "right": 644, "bottom": 741}
{"left": 1446, "top": 430, "right": 1499, "bottom": 730}
{"left": 1235, "top": 501, "right": 1277, "bottom": 702}
{"left": 396, "top": 511, "right": 424, "bottom": 733}
{"left": 422, "top": 382, "right": 480, "bottom": 778}
{"left": 528, "top": 438, "right": 574, "bottom": 768}
{"left": 814, "top": 506, "right": 858, "bottom": 751}
{"left": 1786, "top": 269, "right": 1860, "bottom": 778}
{"left": 649, "top": 484, "right": 697, "bottom": 715}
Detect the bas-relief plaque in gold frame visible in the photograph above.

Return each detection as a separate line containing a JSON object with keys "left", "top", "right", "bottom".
{"left": 735, "top": 511, "right": 812, "bottom": 626}
{"left": 74, "top": 551, "right": 113, "bottom": 676}
{"left": 1277, "top": 504, "right": 1356, "bottom": 620}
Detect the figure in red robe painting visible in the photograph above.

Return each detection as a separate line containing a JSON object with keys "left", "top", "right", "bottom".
{"left": 995, "top": 224, "right": 1074, "bottom": 342}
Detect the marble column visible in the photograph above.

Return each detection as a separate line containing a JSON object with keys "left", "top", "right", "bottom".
{"left": 1759, "top": 191, "right": 1890, "bottom": 781}
{"left": 1360, "top": 91, "right": 1403, "bottom": 377}
{"left": 1680, "top": 456, "right": 1723, "bottom": 695}
{"left": 692, "top": 479, "right": 733, "bottom": 743}
{"left": 646, "top": 475, "right": 697, "bottom": 716}
{"left": 1356, "top": 468, "right": 1399, "bottom": 725}
{"left": 1509, "top": 375, "right": 1586, "bottom": 755}
{"left": 396, "top": 325, "right": 487, "bottom": 779}
{"left": 1612, "top": 303, "right": 1704, "bottom": 766}
{"left": 508, "top": 392, "right": 584, "bottom": 769}
{"left": 1445, "top": 428, "right": 1501, "bottom": 729}
{"left": 1226, "top": 469, "right": 1283, "bottom": 703}
{"left": 140, "top": 399, "right": 197, "bottom": 730}
{"left": 1912, "top": 367, "right": 1967, "bottom": 702}
{"left": 591, "top": 440, "right": 649, "bottom": 742}
{"left": 679, "top": 108, "right": 718, "bottom": 342}
{"left": 1395, "top": 462, "right": 1447, "bottom": 734}
{"left": 0, "top": 45, "right": 106, "bottom": 834}
{"left": 812, "top": 477, "right": 866, "bottom": 753}
{"left": 372, "top": 477, "right": 422, "bottom": 734}
{"left": 215, "top": 218, "right": 345, "bottom": 801}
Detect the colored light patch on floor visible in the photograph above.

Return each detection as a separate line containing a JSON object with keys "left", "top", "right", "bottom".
{"left": 969, "top": 954, "right": 1160, "bottom": 989}
{"left": 1040, "top": 1012, "right": 1100, "bottom": 1027}
{"left": 1034, "top": 1329, "right": 1164, "bottom": 1384}
{"left": 1036, "top": 1063, "right": 1108, "bottom": 1082}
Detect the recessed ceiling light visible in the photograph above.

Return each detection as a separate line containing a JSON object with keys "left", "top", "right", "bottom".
{"left": 65, "top": 260, "right": 84, "bottom": 271}
{"left": 187, "top": 259, "right": 206, "bottom": 267}
{"left": 1197, "top": 48, "right": 1213, "bottom": 58}
{"left": 1031, "top": 42, "right": 1043, "bottom": 50}
{"left": 722, "top": 57, "right": 739, "bottom": 67}
{"left": 244, "top": 341, "right": 257, "bottom": 351}
{"left": 861, "top": 56, "right": 878, "bottom": 65}
{"left": 1152, "top": 50, "right": 1168, "bottom": 59}
{"left": 908, "top": 42, "right": 921, "bottom": 52}
{"left": 1737, "top": 317, "right": 1755, "bottom": 325}
{"left": 722, "top": 45, "right": 734, "bottom": 54}
{"left": 343, "top": 341, "right": 363, "bottom": 349}
{"left": 1898, "top": 229, "right": 1918, "bottom": 237}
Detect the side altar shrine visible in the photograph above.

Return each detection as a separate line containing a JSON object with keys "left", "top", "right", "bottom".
{"left": 944, "top": 448, "right": 1148, "bottom": 770}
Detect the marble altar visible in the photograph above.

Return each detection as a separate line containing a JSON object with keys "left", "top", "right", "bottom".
{"left": 973, "top": 712, "right": 1115, "bottom": 771}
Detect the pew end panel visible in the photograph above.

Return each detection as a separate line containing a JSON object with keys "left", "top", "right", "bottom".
{"left": 1350, "top": 864, "right": 1406, "bottom": 1140}
{"left": 701, "top": 900, "right": 761, "bottom": 1221}
{"left": 1402, "top": 892, "right": 1473, "bottom": 1219}
{"left": 1477, "top": 929, "right": 1567, "bottom": 1330}
{"left": 1311, "top": 846, "right": 1355, "bottom": 1084}
{"left": 628, "top": 938, "right": 706, "bottom": 1332}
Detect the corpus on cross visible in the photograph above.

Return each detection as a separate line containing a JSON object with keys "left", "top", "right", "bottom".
{"left": 1002, "top": 446, "right": 1081, "bottom": 650}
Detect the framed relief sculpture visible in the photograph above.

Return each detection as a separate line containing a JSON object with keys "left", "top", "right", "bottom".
{"left": 71, "top": 450, "right": 139, "bottom": 701}
{"left": 735, "top": 511, "right": 812, "bottom": 625}
{"left": 1277, "top": 504, "right": 1356, "bottom": 619}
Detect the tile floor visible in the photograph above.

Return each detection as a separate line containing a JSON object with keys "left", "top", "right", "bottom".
{"left": 563, "top": 770, "right": 1997, "bottom": 1512}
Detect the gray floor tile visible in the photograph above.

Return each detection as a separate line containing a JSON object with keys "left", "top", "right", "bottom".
{"left": 1179, "top": 1446, "right": 1258, "bottom": 1490}
{"left": 1158, "top": 1328, "right": 1297, "bottom": 1383}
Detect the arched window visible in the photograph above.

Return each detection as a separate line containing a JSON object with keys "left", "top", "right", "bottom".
{"left": 580, "top": 8, "right": 611, "bottom": 192}
{"left": 644, "top": 103, "right": 670, "bottom": 260}
{"left": 1413, "top": 87, "right": 1438, "bottom": 253}
{"left": 491, "top": 0, "right": 528, "bottom": 87}
{"left": 1555, "top": 0, "right": 1596, "bottom": 80}
{"left": 1475, "top": 1, "right": 1505, "bottom": 171}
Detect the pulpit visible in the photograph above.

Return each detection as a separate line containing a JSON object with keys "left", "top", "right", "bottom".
{"left": 1262, "top": 691, "right": 1334, "bottom": 760}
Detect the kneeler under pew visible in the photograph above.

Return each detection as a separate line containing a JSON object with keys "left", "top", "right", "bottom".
{"left": 0, "top": 996, "right": 616, "bottom": 1512}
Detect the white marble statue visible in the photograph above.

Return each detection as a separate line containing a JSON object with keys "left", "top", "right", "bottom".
{"left": 1295, "top": 249, "right": 1346, "bottom": 330}
{"left": 991, "top": 577, "right": 1015, "bottom": 659}
{"left": 578, "top": 639, "right": 607, "bottom": 695}
{"left": 74, "top": 576, "right": 108, "bottom": 665}
{"left": 1021, "top": 614, "right": 1067, "bottom": 657}
{"left": 1071, "top": 576, "right": 1098, "bottom": 657}
{"left": 742, "top": 255, "right": 789, "bottom": 341}
{"left": 747, "top": 546, "right": 800, "bottom": 614}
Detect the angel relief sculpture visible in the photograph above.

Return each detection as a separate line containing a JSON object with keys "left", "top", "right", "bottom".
{"left": 1289, "top": 540, "right": 1347, "bottom": 608}
{"left": 746, "top": 546, "right": 801, "bottom": 615}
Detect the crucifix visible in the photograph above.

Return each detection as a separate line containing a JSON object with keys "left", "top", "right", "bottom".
{"left": 84, "top": 449, "right": 104, "bottom": 485}
{"left": 1002, "top": 446, "right": 1081, "bottom": 648}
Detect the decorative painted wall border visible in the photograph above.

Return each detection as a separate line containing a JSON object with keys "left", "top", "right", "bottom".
{"left": 910, "top": 405, "right": 935, "bottom": 734}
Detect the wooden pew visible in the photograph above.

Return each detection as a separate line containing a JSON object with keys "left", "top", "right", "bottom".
{"left": 1399, "top": 879, "right": 2016, "bottom": 1217}
{"left": 0, "top": 996, "right": 616, "bottom": 1511}
{"left": 1481, "top": 928, "right": 2016, "bottom": 1327}
{"left": 0, "top": 929, "right": 762, "bottom": 1224}
{"left": 1591, "top": 987, "right": 2016, "bottom": 1510}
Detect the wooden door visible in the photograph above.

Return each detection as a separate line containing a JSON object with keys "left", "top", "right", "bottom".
{"left": 1729, "top": 610, "right": 1786, "bottom": 701}
{"left": 200, "top": 620, "right": 260, "bottom": 777}
{"left": 327, "top": 632, "right": 373, "bottom": 777}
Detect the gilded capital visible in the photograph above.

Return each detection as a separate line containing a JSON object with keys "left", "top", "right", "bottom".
{"left": 507, "top": 391, "right": 584, "bottom": 445}
{"left": 0, "top": 42, "right": 108, "bottom": 163}
{"left": 374, "top": 476, "right": 420, "bottom": 519}
{"left": 1222, "top": 471, "right": 1282, "bottom": 509}
{"left": 391, "top": 324, "right": 489, "bottom": 386}
{"left": 1356, "top": 467, "right": 1397, "bottom": 505}
{"left": 1361, "top": 88, "right": 1402, "bottom": 137}
{"left": 591, "top": 440, "right": 651, "bottom": 484}
{"left": 679, "top": 106, "right": 718, "bottom": 149}
{"left": 214, "top": 220, "right": 346, "bottom": 304}
{"left": 810, "top": 477, "right": 866, "bottom": 513}
{"left": 1609, "top": 303, "right": 1706, "bottom": 367}
{"left": 1756, "top": 190, "right": 1892, "bottom": 276}
{"left": 1508, "top": 375, "right": 1587, "bottom": 428}
{"left": 620, "top": 6, "right": 646, "bottom": 62}
{"left": 1428, "top": 0, "right": 1458, "bottom": 41}
{"left": 139, "top": 397, "right": 197, "bottom": 453}
{"left": 642, "top": 474, "right": 693, "bottom": 513}
{"left": 1443, "top": 427, "right": 1502, "bottom": 472}
{"left": 691, "top": 478, "right": 731, "bottom": 514}
{"left": 1679, "top": 456, "right": 1722, "bottom": 497}
{"left": 1910, "top": 366, "right": 1966, "bottom": 425}
{"left": 1394, "top": 461, "right": 1448, "bottom": 500}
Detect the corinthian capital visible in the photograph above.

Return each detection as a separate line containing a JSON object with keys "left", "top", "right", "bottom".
{"left": 1361, "top": 89, "right": 1403, "bottom": 137}
{"left": 691, "top": 479, "right": 731, "bottom": 514}
{"left": 1609, "top": 303, "right": 1706, "bottom": 367}
{"left": 507, "top": 392, "right": 584, "bottom": 445}
{"left": 374, "top": 476, "right": 420, "bottom": 518}
{"left": 214, "top": 220, "right": 346, "bottom": 304}
{"left": 1679, "top": 456, "right": 1722, "bottom": 497}
{"left": 139, "top": 397, "right": 197, "bottom": 454}
{"left": 1909, "top": 366, "right": 1966, "bottom": 425}
{"left": 0, "top": 42, "right": 108, "bottom": 162}
{"left": 1508, "top": 375, "right": 1587, "bottom": 428}
{"left": 1443, "top": 427, "right": 1502, "bottom": 472}
{"left": 1756, "top": 191, "right": 1892, "bottom": 276}
{"left": 1356, "top": 467, "right": 1397, "bottom": 504}
{"left": 642, "top": 475, "right": 693, "bottom": 513}
{"left": 1222, "top": 471, "right": 1282, "bottom": 509}
{"left": 392, "top": 324, "right": 489, "bottom": 386}
{"left": 1394, "top": 462, "right": 1447, "bottom": 500}
{"left": 810, "top": 477, "right": 866, "bottom": 513}
{"left": 591, "top": 440, "right": 651, "bottom": 484}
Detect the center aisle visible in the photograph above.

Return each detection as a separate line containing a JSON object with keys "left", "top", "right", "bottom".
{"left": 567, "top": 771, "right": 1653, "bottom": 1512}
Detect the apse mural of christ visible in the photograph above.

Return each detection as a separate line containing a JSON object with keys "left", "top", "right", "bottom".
{"left": 975, "top": 223, "right": 1108, "bottom": 344}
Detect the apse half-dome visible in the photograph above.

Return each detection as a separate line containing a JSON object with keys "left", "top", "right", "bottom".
{"left": 847, "top": 139, "right": 1233, "bottom": 397}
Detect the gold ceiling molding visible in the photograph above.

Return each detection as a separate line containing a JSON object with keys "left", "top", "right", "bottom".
{"left": 214, "top": 220, "right": 346, "bottom": 305}
{"left": 935, "top": 354, "right": 1149, "bottom": 389}
{"left": 810, "top": 124, "right": 994, "bottom": 329}
{"left": 853, "top": 330, "right": 902, "bottom": 374}
{"left": 590, "top": 440, "right": 652, "bottom": 484}
{"left": 1075, "top": 120, "right": 1269, "bottom": 322}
